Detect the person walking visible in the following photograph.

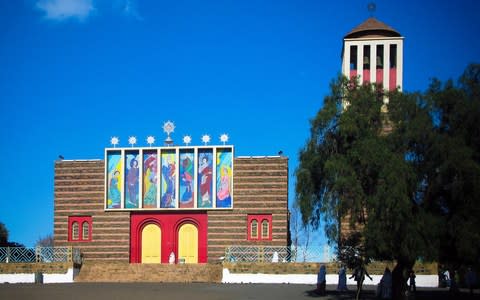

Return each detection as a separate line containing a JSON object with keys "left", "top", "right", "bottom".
{"left": 350, "top": 263, "right": 372, "bottom": 300}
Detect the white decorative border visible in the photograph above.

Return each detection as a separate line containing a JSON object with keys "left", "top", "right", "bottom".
{"left": 104, "top": 145, "right": 234, "bottom": 211}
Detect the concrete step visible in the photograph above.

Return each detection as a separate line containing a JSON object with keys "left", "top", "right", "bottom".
{"left": 75, "top": 262, "right": 222, "bottom": 283}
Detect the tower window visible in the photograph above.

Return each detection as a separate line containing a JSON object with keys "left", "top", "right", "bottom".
{"left": 350, "top": 45, "right": 357, "bottom": 70}
{"left": 363, "top": 45, "right": 370, "bottom": 69}
{"left": 390, "top": 44, "right": 397, "bottom": 68}
{"left": 376, "top": 45, "right": 384, "bottom": 69}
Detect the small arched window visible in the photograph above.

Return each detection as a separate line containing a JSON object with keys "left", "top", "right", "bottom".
{"left": 247, "top": 214, "right": 272, "bottom": 241}
{"left": 82, "top": 221, "right": 89, "bottom": 240}
{"left": 72, "top": 222, "right": 79, "bottom": 240}
{"left": 68, "top": 216, "right": 92, "bottom": 242}
{"left": 250, "top": 220, "right": 258, "bottom": 239}
{"left": 261, "top": 219, "right": 269, "bottom": 239}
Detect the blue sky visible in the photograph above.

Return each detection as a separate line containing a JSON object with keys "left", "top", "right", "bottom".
{"left": 1, "top": 0, "right": 479, "bottom": 247}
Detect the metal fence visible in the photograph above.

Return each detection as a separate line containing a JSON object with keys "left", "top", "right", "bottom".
{"left": 224, "top": 245, "right": 335, "bottom": 263}
{"left": 0, "top": 247, "right": 81, "bottom": 264}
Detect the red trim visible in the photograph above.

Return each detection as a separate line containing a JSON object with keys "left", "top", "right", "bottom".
{"left": 247, "top": 214, "right": 272, "bottom": 241}
{"left": 130, "top": 212, "right": 207, "bottom": 263}
{"left": 376, "top": 69, "right": 383, "bottom": 84}
{"left": 68, "top": 216, "right": 92, "bottom": 242}
{"left": 363, "top": 69, "right": 370, "bottom": 83}
{"left": 350, "top": 70, "right": 357, "bottom": 79}
{"left": 389, "top": 67, "right": 397, "bottom": 91}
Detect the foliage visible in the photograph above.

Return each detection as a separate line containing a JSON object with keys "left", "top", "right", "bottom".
{"left": 296, "top": 64, "right": 480, "bottom": 298}
{"left": 0, "top": 222, "right": 8, "bottom": 246}
{"left": 36, "top": 234, "right": 54, "bottom": 247}
{"left": 296, "top": 76, "right": 437, "bottom": 265}
{"left": 336, "top": 232, "right": 367, "bottom": 269}
{"left": 424, "top": 64, "right": 480, "bottom": 268}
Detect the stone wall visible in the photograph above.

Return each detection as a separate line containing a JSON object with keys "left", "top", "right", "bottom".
{"left": 0, "top": 262, "right": 73, "bottom": 274}
{"left": 75, "top": 261, "right": 223, "bottom": 282}
{"left": 54, "top": 160, "right": 130, "bottom": 261}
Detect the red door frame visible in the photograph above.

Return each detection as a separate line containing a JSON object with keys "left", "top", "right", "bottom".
{"left": 130, "top": 212, "right": 207, "bottom": 263}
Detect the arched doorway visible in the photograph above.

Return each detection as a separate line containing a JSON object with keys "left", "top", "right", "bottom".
{"left": 141, "top": 223, "right": 161, "bottom": 263}
{"left": 178, "top": 223, "right": 198, "bottom": 263}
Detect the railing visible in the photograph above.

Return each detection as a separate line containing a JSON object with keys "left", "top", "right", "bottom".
{"left": 224, "top": 246, "right": 335, "bottom": 263}
{"left": 0, "top": 247, "right": 82, "bottom": 264}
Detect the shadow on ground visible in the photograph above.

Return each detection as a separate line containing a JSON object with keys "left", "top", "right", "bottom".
{"left": 304, "top": 288, "right": 480, "bottom": 299}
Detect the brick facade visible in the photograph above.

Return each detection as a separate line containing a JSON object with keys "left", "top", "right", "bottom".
{"left": 53, "top": 156, "right": 289, "bottom": 263}
{"left": 207, "top": 157, "right": 289, "bottom": 261}
{"left": 54, "top": 160, "right": 130, "bottom": 261}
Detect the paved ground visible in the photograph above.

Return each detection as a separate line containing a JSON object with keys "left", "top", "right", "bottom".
{"left": 0, "top": 283, "right": 478, "bottom": 300}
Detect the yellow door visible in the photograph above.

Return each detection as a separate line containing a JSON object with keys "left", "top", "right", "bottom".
{"left": 141, "top": 224, "right": 161, "bottom": 263}
{"left": 178, "top": 223, "right": 198, "bottom": 263}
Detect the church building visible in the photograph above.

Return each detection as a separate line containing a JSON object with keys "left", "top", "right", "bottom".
{"left": 53, "top": 130, "right": 289, "bottom": 264}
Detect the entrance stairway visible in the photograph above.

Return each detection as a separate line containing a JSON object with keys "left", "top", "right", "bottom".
{"left": 74, "top": 261, "right": 223, "bottom": 283}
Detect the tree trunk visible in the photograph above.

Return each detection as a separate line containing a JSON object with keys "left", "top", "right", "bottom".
{"left": 392, "top": 260, "right": 414, "bottom": 300}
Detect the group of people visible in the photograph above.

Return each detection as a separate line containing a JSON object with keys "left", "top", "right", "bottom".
{"left": 316, "top": 263, "right": 373, "bottom": 297}
{"left": 315, "top": 264, "right": 347, "bottom": 296}
{"left": 316, "top": 263, "right": 479, "bottom": 298}
{"left": 316, "top": 264, "right": 419, "bottom": 299}
{"left": 442, "top": 267, "right": 477, "bottom": 295}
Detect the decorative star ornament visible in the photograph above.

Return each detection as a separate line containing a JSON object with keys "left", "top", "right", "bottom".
{"left": 183, "top": 135, "right": 192, "bottom": 146}
{"left": 163, "top": 121, "right": 175, "bottom": 146}
{"left": 201, "top": 134, "right": 211, "bottom": 145}
{"left": 220, "top": 133, "right": 229, "bottom": 145}
{"left": 110, "top": 136, "right": 119, "bottom": 148}
{"left": 163, "top": 121, "right": 175, "bottom": 135}
{"left": 146, "top": 136, "right": 155, "bottom": 147}
{"left": 128, "top": 136, "right": 137, "bottom": 147}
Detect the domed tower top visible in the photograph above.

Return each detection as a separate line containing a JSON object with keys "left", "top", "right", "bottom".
{"left": 342, "top": 17, "right": 404, "bottom": 92}
{"left": 344, "top": 17, "right": 401, "bottom": 39}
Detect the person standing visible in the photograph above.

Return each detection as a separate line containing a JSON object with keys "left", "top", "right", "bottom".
{"left": 379, "top": 267, "right": 392, "bottom": 299}
{"left": 337, "top": 265, "right": 348, "bottom": 291}
{"left": 317, "top": 265, "right": 327, "bottom": 295}
{"left": 409, "top": 270, "right": 416, "bottom": 294}
{"left": 466, "top": 267, "right": 477, "bottom": 295}
{"left": 444, "top": 269, "right": 451, "bottom": 287}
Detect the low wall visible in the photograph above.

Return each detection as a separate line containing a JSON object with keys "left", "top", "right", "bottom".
{"left": 221, "top": 269, "right": 438, "bottom": 287}
{"left": 222, "top": 262, "right": 439, "bottom": 287}
{"left": 0, "top": 262, "right": 78, "bottom": 283}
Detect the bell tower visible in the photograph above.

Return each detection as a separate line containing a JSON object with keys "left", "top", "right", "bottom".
{"left": 342, "top": 17, "right": 404, "bottom": 92}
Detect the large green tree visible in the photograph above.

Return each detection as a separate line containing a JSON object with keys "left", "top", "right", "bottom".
{"left": 296, "top": 65, "right": 480, "bottom": 299}
{"left": 296, "top": 77, "right": 437, "bottom": 298}
{"left": 423, "top": 65, "right": 480, "bottom": 271}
